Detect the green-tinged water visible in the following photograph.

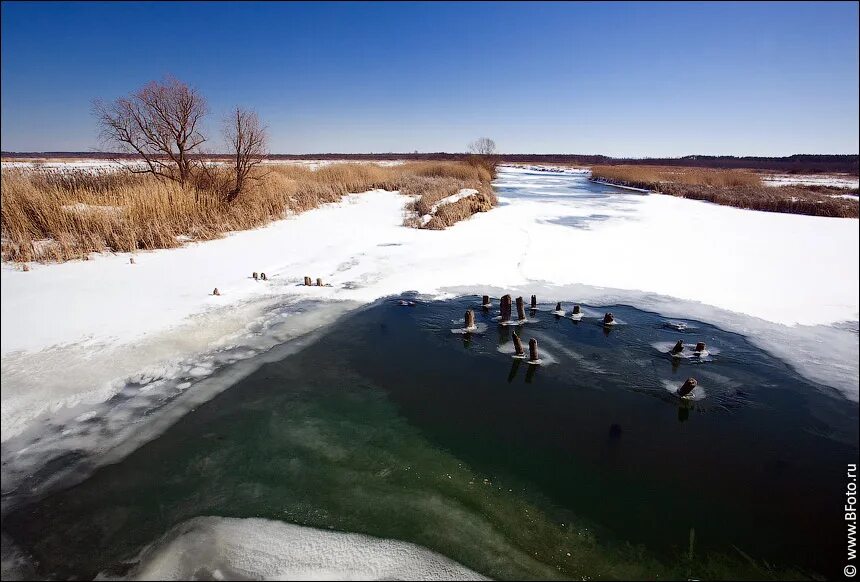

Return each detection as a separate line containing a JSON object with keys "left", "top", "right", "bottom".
{"left": 3, "top": 297, "right": 857, "bottom": 580}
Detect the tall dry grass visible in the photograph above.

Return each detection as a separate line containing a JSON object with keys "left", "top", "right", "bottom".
{"left": 1, "top": 161, "right": 497, "bottom": 263}
{"left": 591, "top": 165, "right": 858, "bottom": 218}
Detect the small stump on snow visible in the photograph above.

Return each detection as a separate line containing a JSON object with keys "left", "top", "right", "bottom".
{"left": 603, "top": 312, "right": 615, "bottom": 325}
{"left": 516, "top": 297, "right": 526, "bottom": 321}
{"left": 261, "top": 272, "right": 267, "bottom": 281}
{"left": 129, "top": 257, "right": 136, "bottom": 265}
{"left": 670, "top": 340, "right": 684, "bottom": 355}
{"left": 316, "top": 277, "right": 323, "bottom": 286}
{"left": 678, "top": 377, "right": 697, "bottom": 397}
{"left": 22, "top": 264, "right": 30, "bottom": 272}
{"left": 512, "top": 331, "right": 525, "bottom": 356}
{"left": 465, "top": 309, "right": 476, "bottom": 330}
{"left": 304, "top": 276, "right": 312, "bottom": 286}
{"left": 253, "top": 272, "right": 258, "bottom": 280}
{"left": 213, "top": 287, "right": 221, "bottom": 296}
{"left": 500, "top": 294, "right": 512, "bottom": 323}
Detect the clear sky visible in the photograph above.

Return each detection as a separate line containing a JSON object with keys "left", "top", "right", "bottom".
{"left": 1, "top": 1, "right": 858, "bottom": 156}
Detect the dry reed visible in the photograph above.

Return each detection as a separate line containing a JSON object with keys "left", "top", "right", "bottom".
{"left": 591, "top": 165, "right": 858, "bottom": 218}
{"left": 1, "top": 161, "right": 497, "bottom": 263}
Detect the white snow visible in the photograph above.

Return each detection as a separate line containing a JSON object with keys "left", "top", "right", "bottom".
{"left": 102, "top": 516, "right": 486, "bottom": 581}
{"left": 762, "top": 173, "right": 859, "bottom": 189}
{"left": 1, "top": 164, "right": 858, "bottom": 468}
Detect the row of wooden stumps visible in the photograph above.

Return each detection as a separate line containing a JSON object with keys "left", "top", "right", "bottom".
{"left": 303, "top": 276, "right": 324, "bottom": 286}
{"left": 478, "top": 294, "right": 702, "bottom": 396}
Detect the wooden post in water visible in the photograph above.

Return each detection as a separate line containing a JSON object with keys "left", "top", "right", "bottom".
{"left": 531, "top": 295, "right": 537, "bottom": 308}
{"left": 670, "top": 340, "right": 684, "bottom": 355}
{"left": 603, "top": 312, "right": 615, "bottom": 325}
{"left": 512, "top": 331, "right": 525, "bottom": 356}
{"left": 482, "top": 295, "right": 490, "bottom": 308}
{"left": 678, "top": 377, "right": 697, "bottom": 397}
{"left": 695, "top": 342, "right": 706, "bottom": 352}
{"left": 500, "top": 294, "right": 512, "bottom": 322}
{"left": 555, "top": 302, "right": 562, "bottom": 312}
{"left": 529, "top": 338, "right": 539, "bottom": 362}
{"left": 316, "top": 277, "right": 323, "bottom": 286}
{"left": 572, "top": 305, "right": 581, "bottom": 315}
{"left": 465, "top": 309, "right": 476, "bottom": 330}
{"left": 516, "top": 297, "right": 526, "bottom": 321}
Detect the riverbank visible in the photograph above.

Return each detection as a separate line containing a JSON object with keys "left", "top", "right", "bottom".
{"left": 591, "top": 164, "right": 859, "bottom": 217}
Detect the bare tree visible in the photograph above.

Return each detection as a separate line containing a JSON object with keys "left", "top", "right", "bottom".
{"left": 467, "top": 137, "right": 496, "bottom": 156}
{"left": 222, "top": 107, "right": 268, "bottom": 202}
{"left": 94, "top": 76, "right": 207, "bottom": 186}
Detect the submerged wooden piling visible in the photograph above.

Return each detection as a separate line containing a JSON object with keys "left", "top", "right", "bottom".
{"left": 694, "top": 342, "right": 706, "bottom": 352}
{"left": 465, "top": 309, "right": 476, "bottom": 330}
{"left": 678, "top": 377, "right": 698, "bottom": 397}
{"left": 530, "top": 295, "right": 537, "bottom": 308}
{"left": 603, "top": 312, "right": 615, "bottom": 325}
{"left": 512, "top": 331, "right": 525, "bottom": 356}
{"left": 500, "top": 294, "right": 512, "bottom": 322}
{"left": 572, "top": 305, "right": 581, "bottom": 315}
{"left": 482, "top": 295, "right": 491, "bottom": 307}
{"left": 670, "top": 340, "right": 684, "bottom": 355}
{"left": 528, "top": 338, "right": 539, "bottom": 362}
{"left": 516, "top": 297, "right": 526, "bottom": 321}
{"left": 555, "top": 302, "right": 562, "bottom": 312}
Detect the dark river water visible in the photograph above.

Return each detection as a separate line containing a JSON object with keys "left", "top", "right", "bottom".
{"left": 3, "top": 296, "right": 857, "bottom": 580}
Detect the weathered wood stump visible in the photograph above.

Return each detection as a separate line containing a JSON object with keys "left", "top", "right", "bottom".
{"left": 465, "top": 309, "right": 476, "bottom": 330}
{"left": 670, "top": 340, "right": 684, "bottom": 355}
{"left": 678, "top": 377, "right": 698, "bottom": 397}
{"left": 555, "top": 302, "right": 562, "bottom": 312}
{"left": 528, "top": 338, "right": 539, "bottom": 362}
{"left": 260, "top": 272, "right": 267, "bottom": 281}
{"left": 304, "top": 276, "right": 312, "bottom": 286}
{"left": 516, "top": 297, "right": 526, "bottom": 320}
{"left": 213, "top": 288, "right": 220, "bottom": 296}
{"left": 530, "top": 295, "right": 537, "bottom": 308}
{"left": 572, "top": 305, "right": 581, "bottom": 315}
{"left": 512, "top": 331, "right": 525, "bottom": 356}
{"left": 316, "top": 277, "right": 323, "bottom": 286}
{"left": 253, "top": 271, "right": 258, "bottom": 280}
{"left": 603, "top": 312, "right": 615, "bottom": 325}
{"left": 482, "top": 295, "right": 490, "bottom": 307}
{"left": 500, "top": 294, "right": 512, "bottom": 322}
{"left": 129, "top": 257, "right": 135, "bottom": 265}
{"left": 694, "top": 342, "right": 706, "bottom": 352}
{"left": 22, "top": 264, "right": 30, "bottom": 272}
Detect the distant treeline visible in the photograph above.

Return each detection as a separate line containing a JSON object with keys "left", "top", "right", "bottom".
{"left": 3, "top": 151, "right": 858, "bottom": 174}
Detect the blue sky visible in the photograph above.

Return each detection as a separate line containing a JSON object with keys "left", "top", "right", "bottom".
{"left": 1, "top": 1, "right": 858, "bottom": 155}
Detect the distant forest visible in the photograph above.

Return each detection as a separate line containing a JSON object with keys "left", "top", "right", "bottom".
{"left": 3, "top": 151, "right": 858, "bottom": 174}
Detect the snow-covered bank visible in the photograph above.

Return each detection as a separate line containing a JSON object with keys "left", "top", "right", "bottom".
{"left": 2, "top": 166, "right": 858, "bottom": 451}
{"left": 99, "top": 516, "right": 486, "bottom": 581}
